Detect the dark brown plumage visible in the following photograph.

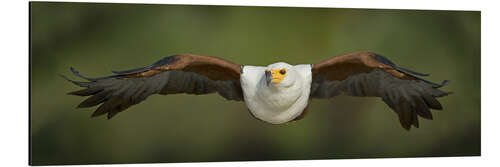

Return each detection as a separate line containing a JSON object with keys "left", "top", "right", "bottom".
{"left": 62, "top": 54, "right": 244, "bottom": 119}
{"left": 310, "top": 51, "right": 450, "bottom": 130}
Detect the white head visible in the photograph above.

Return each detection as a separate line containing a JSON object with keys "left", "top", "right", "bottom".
{"left": 264, "top": 62, "right": 297, "bottom": 87}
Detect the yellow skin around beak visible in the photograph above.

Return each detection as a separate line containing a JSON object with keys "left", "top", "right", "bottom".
{"left": 268, "top": 69, "right": 287, "bottom": 84}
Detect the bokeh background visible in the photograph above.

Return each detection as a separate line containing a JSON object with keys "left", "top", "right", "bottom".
{"left": 30, "top": 2, "right": 480, "bottom": 165}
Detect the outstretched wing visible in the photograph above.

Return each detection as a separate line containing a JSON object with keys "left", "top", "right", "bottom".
{"left": 310, "top": 51, "right": 451, "bottom": 130}
{"left": 62, "top": 54, "right": 244, "bottom": 119}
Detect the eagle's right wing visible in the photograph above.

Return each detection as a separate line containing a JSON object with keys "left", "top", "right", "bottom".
{"left": 62, "top": 54, "right": 244, "bottom": 119}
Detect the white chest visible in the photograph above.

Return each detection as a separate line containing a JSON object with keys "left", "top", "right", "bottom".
{"left": 240, "top": 65, "right": 312, "bottom": 124}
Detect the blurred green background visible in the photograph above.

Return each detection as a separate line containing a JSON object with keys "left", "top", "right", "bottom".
{"left": 29, "top": 2, "right": 480, "bottom": 165}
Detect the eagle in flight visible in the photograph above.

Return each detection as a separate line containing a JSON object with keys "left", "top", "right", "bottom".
{"left": 62, "top": 51, "right": 450, "bottom": 130}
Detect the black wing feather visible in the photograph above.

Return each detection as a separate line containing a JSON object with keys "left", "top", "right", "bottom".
{"left": 311, "top": 52, "right": 451, "bottom": 130}
{"left": 63, "top": 55, "right": 243, "bottom": 119}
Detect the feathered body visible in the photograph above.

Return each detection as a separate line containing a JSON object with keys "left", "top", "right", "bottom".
{"left": 241, "top": 63, "right": 312, "bottom": 124}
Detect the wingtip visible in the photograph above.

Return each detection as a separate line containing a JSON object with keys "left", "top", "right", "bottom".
{"left": 76, "top": 103, "right": 87, "bottom": 108}
{"left": 433, "top": 80, "right": 451, "bottom": 88}
{"left": 61, "top": 73, "right": 92, "bottom": 87}
{"left": 107, "top": 113, "right": 117, "bottom": 120}
{"left": 59, "top": 74, "right": 70, "bottom": 81}
{"left": 372, "top": 54, "right": 431, "bottom": 77}
{"left": 394, "top": 66, "right": 431, "bottom": 77}
{"left": 442, "top": 80, "right": 451, "bottom": 86}
{"left": 70, "top": 67, "right": 98, "bottom": 81}
{"left": 91, "top": 111, "right": 103, "bottom": 118}
{"left": 69, "top": 67, "right": 79, "bottom": 76}
{"left": 70, "top": 67, "right": 80, "bottom": 76}
{"left": 110, "top": 66, "right": 154, "bottom": 75}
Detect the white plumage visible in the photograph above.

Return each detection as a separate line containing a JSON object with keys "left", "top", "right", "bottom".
{"left": 241, "top": 63, "right": 312, "bottom": 124}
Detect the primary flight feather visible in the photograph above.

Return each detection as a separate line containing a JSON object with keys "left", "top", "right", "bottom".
{"left": 62, "top": 51, "right": 451, "bottom": 130}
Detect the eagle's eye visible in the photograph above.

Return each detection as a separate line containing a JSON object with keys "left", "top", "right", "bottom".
{"left": 280, "top": 69, "right": 286, "bottom": 75}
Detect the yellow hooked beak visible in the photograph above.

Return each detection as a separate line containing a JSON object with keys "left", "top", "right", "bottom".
{"left": 265, "top": 69, "right": 287, "bottom": 85}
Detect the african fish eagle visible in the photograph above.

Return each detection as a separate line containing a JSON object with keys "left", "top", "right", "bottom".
{"left": 62, "top": 51, "right": 450, "bottom": 130}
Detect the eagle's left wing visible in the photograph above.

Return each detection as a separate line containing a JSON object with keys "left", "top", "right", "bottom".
{"left": 310, "top": 51, "right": 451, "bottom": 130}
{"left": 62, "top": 54, "right": 243, "bottom": 119}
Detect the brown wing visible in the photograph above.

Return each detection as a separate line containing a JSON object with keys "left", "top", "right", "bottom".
{"left": 311, "top": 51, "right": 451, "bottom": 130}
{"left": 62, "top": 54, "right": 243, "bottom": 119}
